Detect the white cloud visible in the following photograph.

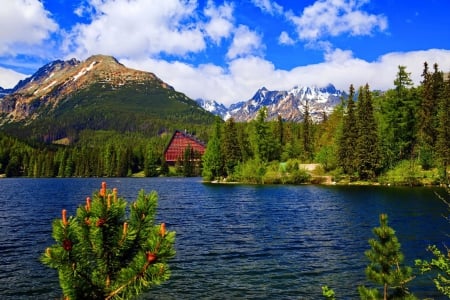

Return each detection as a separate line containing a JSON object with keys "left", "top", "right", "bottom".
{"left": 65, "top": 0, "right": 206, "bottom": 59}
{"left": 251, "top": 0, "right": 283, "bottom": 15}
{"left": 122, "top": 49, "right": 450, "bottom": 107}
{"left": 0, "top": 67, "right": 28, "bottom": 89}
{"left": 288, "top": 0, "right": 387, "bottom": 41}
{"left": 203, "top": 1, "right": 234, "bottom": 44}
{"left": 226, "top": 25, "right": 264, "bottom": 59}
{"left": 0, "top": 0, "right": 58, "bottom": 56}
{"left": 278, "top": 31, "right": 295, "bottom": 45}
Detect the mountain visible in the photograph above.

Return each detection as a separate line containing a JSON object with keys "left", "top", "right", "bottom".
{"left": 0, "top": 55, "right": 215, "bottom": 142}
{"left": 0, "top": 87, "right": 13, "bottom": 98}
{"left": 196, "top": 84, "right": 344, "bottom": 122}
{"left": 195, "top": 98, "right": 229, "bottom": 119}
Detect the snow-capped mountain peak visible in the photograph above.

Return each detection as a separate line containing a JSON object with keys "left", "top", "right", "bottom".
{"left": 196, "top": 84, "right": 344, "bottom": 122}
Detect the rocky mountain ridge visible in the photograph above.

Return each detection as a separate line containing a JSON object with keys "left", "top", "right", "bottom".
{"left": 0, "top": 55, "right": 214, "bottom": 142}
{"left": 197, "top": 84, "right": 344, "bottom": 122}
{"left": 0, "top": 55, "right": 174, "bottom": 122}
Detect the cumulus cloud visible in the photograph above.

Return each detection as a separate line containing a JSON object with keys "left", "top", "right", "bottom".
{"left": 278, "top": 31, "right": 295, "bottom": 45}
{"left": 203, "top": 1, "right": 234, "bottom": 44}
{"left": 288, "top": 0, "right": 388, "bottom": 41}
{"left": 226, "top": 25, "right": 264, "bottom": 59}
{"left": 251, "top": 0, "right": 283, "bottom": 15}
{"left": 0, "top": 0, "right": 58, "bottom": 56}
{"left": 65, "top": 0, "right": 206, "bottom": 59}
{"left": 122, "top": 49, "right": 450, "bottom": 106}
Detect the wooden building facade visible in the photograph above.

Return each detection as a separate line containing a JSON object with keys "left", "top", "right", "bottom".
{"left": 164, "top": 130, "right": 206, "bottom": 164}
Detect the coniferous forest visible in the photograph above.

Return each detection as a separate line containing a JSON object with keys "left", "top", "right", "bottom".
{"left": 0, "top": 62, "right": 449, "bottom": 185}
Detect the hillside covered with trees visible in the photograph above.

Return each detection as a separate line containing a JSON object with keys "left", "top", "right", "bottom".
{"left": 0, "top": 62, "right": 449, "bottom": 184}
{"left": 202, "top": 62, "right": 450, "bottom": 185}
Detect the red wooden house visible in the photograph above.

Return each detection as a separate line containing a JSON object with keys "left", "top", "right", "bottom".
{"left": 164, "top": 130, "right": 206, "bottom": 164}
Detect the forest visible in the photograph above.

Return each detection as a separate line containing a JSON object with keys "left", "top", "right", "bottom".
{"left": 0, "top": 62, "right": 449, "bottom": 185}
{"left": 202, "top": 62, "right": 450, "bottom": 185}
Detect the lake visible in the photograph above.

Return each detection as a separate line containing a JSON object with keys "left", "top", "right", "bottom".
{"left": 0, "top": 178, "right": 448, "bottom": 299}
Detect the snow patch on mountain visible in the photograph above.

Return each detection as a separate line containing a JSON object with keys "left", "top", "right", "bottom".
{"left": 196, "top": 84, "right": 344, "bottom": 122}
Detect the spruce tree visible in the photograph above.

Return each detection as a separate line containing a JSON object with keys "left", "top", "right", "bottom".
{"left": 41, "top": 182, "right": 176, "bottom": 300}
{"left": 221, "top": 117, "right": 242, "bottom": 176}
{"left": 417, "top": 62, "right": 443, "bottom": 169}
{"left": 358, "top": 214, "right": 415, "bottom": 300}
{"left": 338, "top": 84, "right": 357, "bottom": 175}
{"left": 436, "top": 73, "right": 450, "bottom": 183}
{"left": 202, "top": 116, "right": 224, "bottom": 181}
{"left": 391, "top": 66, "right": 416, "bottom": 161}
{"left": 252, "top": 107, "right": 272, "bottom": 162}
{"left": 355, "top": 84, "right": 380, "bottom": 180}
{"left": 302, "top": 100, "right": 314, "bottom": 161}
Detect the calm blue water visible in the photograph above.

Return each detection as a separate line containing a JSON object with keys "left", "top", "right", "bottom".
{"left": 0, "top": 178, "right": 448, "bottom": 299}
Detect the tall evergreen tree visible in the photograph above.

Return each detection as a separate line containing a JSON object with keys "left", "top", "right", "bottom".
{"left": 392, "top": 66, "right": 416, "bottom": 160}
{"left": 355, "top": 84, "right": 381, "bottom": 180}
{"left": 338, "top": 84, "right": 358, "bottom": 174}
{"left": 301, "top": 100, "right": 314, "bottom": 161}
{"left": 358, "top": 214, "right": 415, "bottom": 300}
{"left": 202, "top": 117, "right": 224, "bottom": 181}
{"left": 417, "top": 62, "right": 443, "bottom": 169}
{"left": 251, "top": 107, "right": 272, "bottom": 162}
{"left": 436, "top": 73, "right": 450, "bottom": 182}
{"left": 221, "top": 118, "right": 242, "bottom": 176}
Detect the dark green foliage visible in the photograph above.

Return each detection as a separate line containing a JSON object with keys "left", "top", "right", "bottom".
{"left": 355, "top": 84, "right": 381, "bottom": 180}
{"left": 251, "top": 107, "right": 272, "bottom": 162}
{"left": 338, "top": 85, "right": 358, "bottom": 175}
{"left": 436, "top": 73, "right": 450, "bottom": 182}
{"left": 2, "top": 81, "right": 216, "bottom": 143}
{"left": 221, "top": 118, "right": 242, "bottom": 175}
{"left": 417, "top": 63, "right": 443, "bottom": 169}
{"left": 415, "top": 190, "right": 450, "bottom": 296}
{"left": 301, "top": 101, "right": 314, "bottom": 161}
{"left": 41, "top": 182, "right": 176, "bottom": 300}
{"left": 2, "top": 61, "right": 450, "bottom": 183}
{"left": 359, "top": 214, "right": 415, "bottom": 300}
{"left": 379, "top": 66, "right": 418, "bottom": 167}
{"left": 181, "top": 144, "right": 202, "bottom": 177}
{"left": 202, "top": 117, "right": 225, "bottom": 181}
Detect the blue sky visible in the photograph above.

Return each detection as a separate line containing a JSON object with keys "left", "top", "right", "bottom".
{"left": 1, "top": 0, "right": 450, "bottom": 105}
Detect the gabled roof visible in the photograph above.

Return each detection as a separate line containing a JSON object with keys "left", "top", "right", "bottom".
{"left": 163, "top": 130, "right": 206, "bottom": 162}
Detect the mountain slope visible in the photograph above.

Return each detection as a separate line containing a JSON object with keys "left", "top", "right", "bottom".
{"left": 0, "top": 55, "right": 215, "bottom": 142}
{"left": 197, "top": 84, "right": 344, "bottom": 122}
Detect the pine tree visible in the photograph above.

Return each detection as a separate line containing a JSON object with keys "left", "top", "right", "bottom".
{"left": 355, "top": 84, "right": 381, "bottom": 180}
{"left": 251, "top": 107, "right": 272, "bottom": 162}
{"left": 417, "top": 62, "right": 443, "bottom": 169}
{"left": 302, "top": 100, "right": 314, "bottom": 161}
{"left": 391, "top": 66, "right": 416, "bottom": 160}
{"left": 436, "top": 73, "right": 450, "bottom": 183}
{"left": 202, "top": 116, "right": 224, "bottom": 181}
{"left": 358, "top": 214, "right": 415, "bottom": 300}
{"left": 338, "top": 84, "right": 358, "bottom": 175}
{"left": 221, "top": 117, "right": 242, "bottom": 176}
{"left": 41, "top": 182, "right": 176, "bottom": 300}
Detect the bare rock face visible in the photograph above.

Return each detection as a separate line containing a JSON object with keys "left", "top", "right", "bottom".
{"left": 197, "top": 84, "right": 345, "bottom": 123}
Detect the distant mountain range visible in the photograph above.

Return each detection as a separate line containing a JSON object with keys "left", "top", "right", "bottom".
{"left": 196, "top": 84, "right": 345, "bottom": 122}
{"left": 0, "top": 55, "right": 215, "bottom": 142}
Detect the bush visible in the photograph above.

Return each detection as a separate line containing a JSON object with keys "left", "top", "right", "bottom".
{"left": 232, "top": 159, "right": 266, "bottom": 184}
